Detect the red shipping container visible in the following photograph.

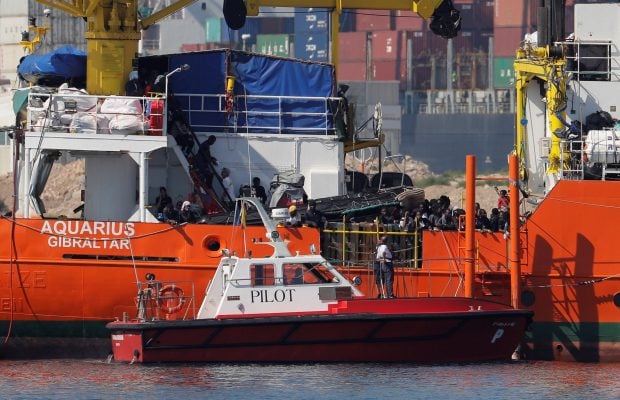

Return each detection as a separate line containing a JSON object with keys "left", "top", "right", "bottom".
{"left": 565, "top": 5, "right": 574, "bottom": 34}
{"left": 394, "top": 10, "right": 424, "bottom": 31}
{"left": 355, "top": 9, "right": 392, "bottom": 31}
{"left": 337, "top": 62, "right": 367, "bottom": 81}
{"left": 475, "top": 30, "right": 494, "bottom": 52}
{"left": 454, "top": 1, "right": 475, "bottom": 30}
{"left": 474, "top": 0, "right": 494, "bottom": 31}
{"left": 408, "top": 31, "right": 429, "bottom": 55}
{"left": 412, "top": 65, "right": 433, "bottom": 90}
{"left": 454, "top": 30, "right": 474, "bottom": 52}
{"left": 371, "top": 31, "right": 400, "bottom": 61}
{"left": 180, "top": 43, "right": 200, "bottom": 52}
{"left": 428, "top": 33, "right": 449, "bottom": 55}
{"left": 371, "top": 60, "right": 399, "bottom": 81}
{"left": 494, "top": 0, "right": 534, "bottom": 28}
{"left": 338, "top": 31, "right": 368, "bottom": 62}
{"left": 493, "top": 26, "right": 527, "bottom": 57}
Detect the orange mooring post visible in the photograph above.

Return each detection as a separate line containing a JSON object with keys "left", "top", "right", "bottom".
{"left": 465, "top": 155, "right": 476, "bottom": 298}
{"left": 508, "top": 154, "right": 521, "bottom": 308}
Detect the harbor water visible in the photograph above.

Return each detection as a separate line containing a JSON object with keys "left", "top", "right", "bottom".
{"left": 0, "top": 359, "right": 618, "bottom": 399}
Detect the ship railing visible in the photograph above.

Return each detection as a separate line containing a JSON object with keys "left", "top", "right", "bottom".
{"left": 174, "top": 92, "right": 342, "bottom": 135}
{"left": 324, "top": 222, "right": 514, "bottom": 298}
{"left": 559, "top": 138, "right": 586, "bottom": 181}
{"left": 25, "top": 91, "right": 166, "bottom": 136}
{"left": 405, "top": 89, "right": 514, "bottom": 115}
{"left": 134, "top": 279, "right": 196, "bottom": 322}
{"left": 570, "top": 128, "right": 620, "bottom": 180}
{"left": 559, "top": 39, "right": 617, "bottom": 82}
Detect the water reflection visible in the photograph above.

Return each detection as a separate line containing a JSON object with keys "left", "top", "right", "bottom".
{"left": 0, "top": 360, "right": 618, "bottom": 400}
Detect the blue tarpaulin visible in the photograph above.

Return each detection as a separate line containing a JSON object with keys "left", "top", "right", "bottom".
{"left": 18, "top": 45, "right": 86, "bottom": 85}
{"left": 140, "top": 49, "right": 336, "bottom": 134}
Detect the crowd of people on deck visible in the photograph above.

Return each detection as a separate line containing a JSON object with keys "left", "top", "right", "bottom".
{"left": 374, "top": 188, "right": 512, "bottom": 234}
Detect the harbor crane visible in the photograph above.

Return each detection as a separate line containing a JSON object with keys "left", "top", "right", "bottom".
{"left": 32, "top": 1, "right": 459, "bottom": 95}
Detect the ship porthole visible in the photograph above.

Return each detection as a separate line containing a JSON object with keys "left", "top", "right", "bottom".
{"left": 521, "top": 290, "right": 535, "bottom": 307}
{"left": 203, "top": 235, "right": 225, "bottom": 257}
{"left": 614, "top": 292, "right": 620, "bottom": 308}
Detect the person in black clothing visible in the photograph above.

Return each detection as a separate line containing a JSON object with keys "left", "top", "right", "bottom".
{"left": 304, "top": 199, "right": 327, "bottom": 229}
{"left": 476, "top": 208, "right": 492, "bottom": 231}
{"left": 251, "top": 177, "right": 267, "bottom": 205}
{"left": 489, "top": 208, "right": 500, "bottom": 232}
{"left": 179, "top": 200, "right": 199, "bottom": 223}
{"left": 125, "top": 70, "right": 144, "bottom": 96}
{"left": 155, "top": 186, "right": 172, "bottom": 214}
{"left": 195, "top": 135, "right": 218, "bottom": 187}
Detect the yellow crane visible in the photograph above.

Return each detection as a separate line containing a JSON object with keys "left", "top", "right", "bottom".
{"left": 32, "top": 1, "right": 459, "bottom": 96}
{"left": 224, "top": 0, "right": 461, "bottom": 68}
{"left": 33, "top": 0, "right": 198, "bottom": 95}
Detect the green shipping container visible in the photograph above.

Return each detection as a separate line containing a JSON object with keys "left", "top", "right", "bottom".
{"left": 256, "top": 34, "right": 291, "bottom": 57}
{"left": 494, "top": 57, "right": 515, "bottom": 88}
{"left": 205, "top": 18, "right": 222, "bottom": 43}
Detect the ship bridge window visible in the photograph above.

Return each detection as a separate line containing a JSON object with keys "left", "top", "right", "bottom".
{"left": 283, "top": 263, "right": 338, "bottom": 285}
{"left": 566, "top": 42, "right": 611, "bottom": 81}
{"left": 251, "top": 264, "right": 275, "bottom": 286}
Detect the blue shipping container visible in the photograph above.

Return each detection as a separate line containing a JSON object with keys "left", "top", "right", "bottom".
{"left": 294, "top": 8, "right": 329, "bottom": 32}
{"left": 294, "top": 31, "right": 329, "bottom": 61}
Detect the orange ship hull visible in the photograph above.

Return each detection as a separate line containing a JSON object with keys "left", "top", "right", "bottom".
{"left": 0, "top": 218, "right": 320, "bottom": 358}
{"left": 2, "top": 180, "right": 619, "bottom": 362}
{"left": 335, "top": 180, "right": 620, "bottom": 362}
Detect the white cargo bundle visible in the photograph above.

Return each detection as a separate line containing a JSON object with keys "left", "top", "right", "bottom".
{"left": 585, "top": 129, "right": 620, "bottom": 164}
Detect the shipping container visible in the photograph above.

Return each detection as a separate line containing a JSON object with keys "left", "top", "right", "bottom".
{"left": 222, "top": 18, "right": 261, "bottom": 44}
{"left": 294, "top": 8, "right": 329, "bottom": 32}
{"left": 494, "top": 0, "right": 535, "bottom": 28}
{"left": 408, "top": 31, "right": 429, "bottom": 55}
{"left": 475, "top": 30, "right": 494, "bottom": 53}
{"left": 337, "top": 61, "right": 367, "bottom": 81}
{"left": 493, "top": 27, "right": 526, "bottom": 57}
{"left": 428, "top": 33, "right": 449, "bottom": 55}
{"left": 260, "top": 17, "right": 294, "bottom": 34}
{"left": 339, "top": 10, "right": 356, "bottom": 32}
{"left": 338, "top": 31, "right": 368, "bottom": 63}
{"left": 355, "top": 9, "right": 392, "bottom": 31}
{"left": 411, "top": 64, "right": 433, "bottom": 90}
{"left": 180, "top": 43, "right": 209, "bottom": 53}
{"left": 294, "top": 31, "right": 329, "bottom": 61}
{"left": 494, "top": 57, "right": 515, "bottom": 88}
{"left": 257, "top": 34, "right": 291, "bottom": 57}
{"left": 453, "top": 30, "right": 474, "bottom": 52}
{"left": 475, "top": 0, "right": 495, "bottom": 31}
{"left": 454, "top": 1, "right": 475, "bottom": 30}
{"left": 205, "top": 18, "right": 222, "bottom": 43}
{"left": 371, "top": 60, "right": 399, "bottom": 81}
{"left": 394, "top": 10, "right": 424, "bottom": 31}
{"left": 371, "top": 31, "right": 401, "bottom": 61}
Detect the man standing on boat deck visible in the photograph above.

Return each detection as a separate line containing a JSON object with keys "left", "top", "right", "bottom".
{"left": 221, "top": 168, "right": 235, "bottom": 204}
{"left": 374, "top": 236, "right": 395, "bottom": 299}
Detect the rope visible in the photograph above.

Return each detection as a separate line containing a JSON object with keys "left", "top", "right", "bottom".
{"left": 527, "top": 273, "right": 620, "bottom": 289}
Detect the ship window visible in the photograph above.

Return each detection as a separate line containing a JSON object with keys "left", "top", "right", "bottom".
{"left": 282, "top": 262, "right": 338, "bottom": 285}
{"left": 566, "top": 42, "right": 611, "bottom": 81}
{"left": 251, "top": 264, "right": 275, "bottom": 286}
